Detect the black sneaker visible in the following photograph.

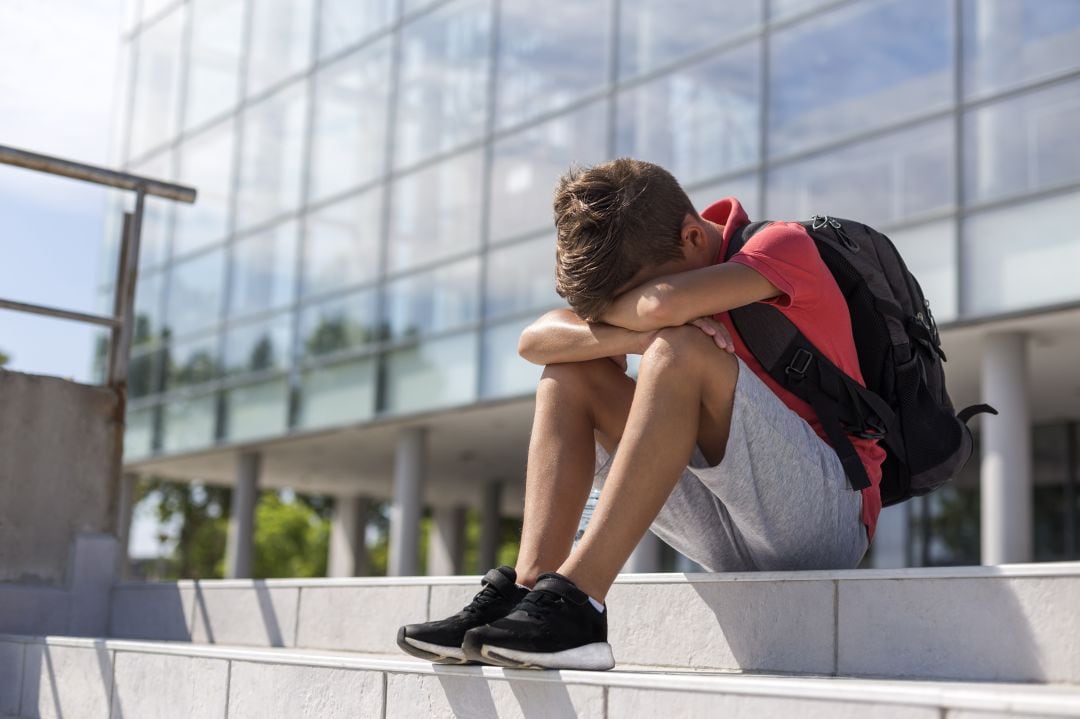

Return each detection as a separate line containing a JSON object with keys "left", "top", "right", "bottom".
{"left": 396, "top": 566, "right": 527, "bottom": 664}
{"left": 461, "top": 572, "right": 614, "bottom": 670}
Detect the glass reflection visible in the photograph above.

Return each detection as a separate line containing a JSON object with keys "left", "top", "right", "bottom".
{"left": 128, "top": 151, "right": 174, "bottom": 269}
{"left": 769, "top": 0, "right": 952, "bottom": 157}
{"left": 223, "top": 315, "right": 293, "bottom": 377}
{"left": 229, "top": 220, "right": 298, "bottom": 318}
{"left": 766, "top": 119, "right": 954, "bottom": 227}
{"left": 497, "top": 0, "right": 612, "bottom": 129}
{"left": 489, "top": 101, "right": 608, "bottom": 243}
{"left": 310, "top": 39, "right": 392, "bottom": 201}
{"left": 246, "top": 0, "right": 316, "bottom": 98}
{"left": 298, "top": 357, "right": 377, "bottom": 429}
{"left": 165, "top": 247, "right": 225, "bottom": 337}
{"left": 885, "top": 221, "right": 957, "bottom": 323}
{"left": 162, "top": 393, "right": 218, "bottom": 453}
{"left": 963, "top": 0, "right": 1080, "bottom": 99}
{"left": 166, "top": 332, "right": 221, "bottom": 389}
{"left": 236, "top": 83, "right": 308, "bottom": 231}
{"left": 688, "top": 174, "right": 760, "bottom": 222}
{"left": 395, "top": 0, "right": 492, "bottom": 167}
{"left": 173, "top": 120, "right": 235, "bottom": 256}
{"left": 481, "top": 317, "right": 543, "bottom": 399}
{"left": 769, "top": 0, "right": 837, "bottom": 20}
{"left": 619, "top": 0, "right": 759, "bottom": 79}
{"left": 962, "top": 190, "right": 1080, "bottom": 316}
{"left": 128, "top": 346, "right": 164, "bottom": 399}
{"left": 133, "top": 270, "right": 164, "bottom": 347}
{"left": 185, "top": 0, "right": 245, "bottom": 130}
{"left": 124, "top": 405, "right": 157, "bottom": 460}
{"left": 383, "top": 332, "right": 478, "bottom": 413}
{"left": 304, "top": 188, "right": 383, "bottom": 297}
{"left": 388, "top": 151, "right": 483, "bottom": 271}
{"left": 383, "top": 259, "right": 481, "bottom": 340}
{"left": 224, "top": 379, "right": 288, "bottom": 441}
{"left": 485, "top": 237, "right": 561, "bottom": 320}
{"left": 964, "top": 78, "right": 1080, "bottom": 205}
{"left": 617, "top": 44, "right": 760, "bottom": 185}
{"left": 300, "top": 290, "right": 379, "bottom": 357}
{"left": 319, "top": 0, "right": 395, "bottom": 59}
{"left": 129, "top": 7, "right": 185, "bottom": 158}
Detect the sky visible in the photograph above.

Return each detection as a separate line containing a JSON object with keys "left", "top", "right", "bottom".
{"left": 0, "top": 0, "right": 130, "bottom": 382}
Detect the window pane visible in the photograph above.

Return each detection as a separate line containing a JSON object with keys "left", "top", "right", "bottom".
{"left": 129, "top": 346, "right": 164, "bottom": 399}
{"left": 383, "top": 259, "right": 481, "bottom": 340}
{"left": 887, "top": 221, "right": 958, "bottom": 324}
{"left": 300, "top": 290, "right": 379, "bottom": 358}
{"left": 319, "top": 0, "right": 395, "bottom": 59}
{"left": 133, "top": 270, "right": 164, "bottom": 346}
{"left": 224, "top": 379, "right": 288, "bottom": 441}
{"left": 129, "top": 8, "right": 185, "bottom": 158}
{"left": 223, "top": 315, "right": 293, "bottom": 377}
{"left": 124, "top": 405, "right": 157, "bottom": 461}
{"left": 165, "top": 332, "right": 221, "bottom": 389}
{"left": 766, "top": 119, "right": 954, "bottom": 226}
{"left": 185, "top": 0, "right": 245, "bottom": 130}
{"left": 616, "top": 44, "right": 760, "bottom": 185}
{"left": 768, "top": 0, "right": 836, "bottom": 20}
{"left": 619, "top": 0, "right": 760, "bottom": 79}
{"left": 963, "top": 0, "right": 1080, "bottom": 99}
{"left": 310, "top": 39, "right": 392, "bottom": 201}
{"left": 497, "top": 0, "right": 612, "bottom": 129}
{"left": 688, "top": 174, "right": 760, "bottom": 221}
{"left": 485, "top": 236, "right": 560, "bottom": 320}
{"left": 489, "top": 100, "right": 609, "bottom": 243}
{"left": 769, "top": 0, "right": 953, "bottom": 157}
{"left": 229, "top": 220, "right": 298, "bottom": 318}
{"left": 236, "top": 83, "right": 308, "bottom": 231}
{"left": 128, "top": 152, "right": 174, "bottom": 269}
{"left": 304, "top": 188, "right": 383, "bottom": 297}
{"left": 162, "top": 394, "right": 218, "bottom": 453}
{"left": 246, "top": 0, "right": 315, "bottom": 98}
{"left": 395, "top": 0, "right": 492, "bottom": 167}
{"left": 298, "top": 357, "right": 377, "bottom": 429}
{"left": 173, "top": 119, "right": 235, "bottom": 256}
{"left": 481, "top": 317, "right": 542, "bottom": 399}
{"left": 165, "top": 248, "right": 226, "bottom": 337}
{"left": 388, "top": 151, "right": 483, "bottom": 272}
{"left": 962, "top": 190, "right": 1080, "bottom": 317}
{"left": 383, "top": 332, "right": 478, "bottom": 413}
{"left": 964, "top": 78, "right": 1080, "bottom": 205}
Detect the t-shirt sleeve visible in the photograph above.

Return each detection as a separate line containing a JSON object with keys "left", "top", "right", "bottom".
{"left": 727, "top": 222, "right": 827, "bottom": 309}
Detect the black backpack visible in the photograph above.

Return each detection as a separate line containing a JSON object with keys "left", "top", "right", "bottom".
{"left": 725, "top": 215, "right": 996, "bottom": 506}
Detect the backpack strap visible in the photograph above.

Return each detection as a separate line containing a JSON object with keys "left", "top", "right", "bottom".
{"left": 724, "top": 223, "right": 898, "bottom": 492}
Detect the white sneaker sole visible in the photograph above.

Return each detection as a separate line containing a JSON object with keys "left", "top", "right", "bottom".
{"left": 402, "top": 636, "right": 467, "bottom": 663}
{"left": 479, "top": 641, "right": 614, "bottom": 671}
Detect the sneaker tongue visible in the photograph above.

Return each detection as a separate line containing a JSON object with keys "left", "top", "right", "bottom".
{"left": 480, "top": 566, "right": 517, "bottom": 598}
{"left": 532, "top": 572, "right": 588, "bottom": 605}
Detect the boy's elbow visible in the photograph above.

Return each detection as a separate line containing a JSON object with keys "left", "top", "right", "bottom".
{"left": 517, "top": 325, "right": 542, "bottom": 364}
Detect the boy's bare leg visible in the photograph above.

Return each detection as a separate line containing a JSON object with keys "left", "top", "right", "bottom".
{"left": 514, "top": 358, "right": 636, "bottom": 588}
{"left": 558, "top": 325, "right": 738, "bottom": 601}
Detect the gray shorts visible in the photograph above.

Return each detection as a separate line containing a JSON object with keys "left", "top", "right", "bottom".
{"left": 595, "top": 356, "right": 869, "bottom": 573}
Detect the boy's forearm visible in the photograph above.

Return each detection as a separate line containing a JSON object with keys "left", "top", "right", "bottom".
{"left": 518, "top": 308, "right": 651, "bottom": 366}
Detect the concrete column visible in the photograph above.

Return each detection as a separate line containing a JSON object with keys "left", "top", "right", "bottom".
{"left": 428, "top": 505, "right": 467, "bottom": 576}
{"left": 623, "top": 531, "right": 663, "bottom": 573}
{"left": 327, "top": 495, "right": 371, "bottom": 577}
{"left": 870, "top": 504, "right": 911, "bottom": 569}
{"left": 981, "top": 332, "right": 1032, "bottom": 565}
{"left": 478, "top": 481, "right": 502, "bottom": 571}
{"left": 389, "top": 427, "right": 426, "bottom": 576}
{"left": 225, "top": 451, "right": 260, "bottom": 579}
{"left": 115, "top": 472, "right": 138, "bottom": 579}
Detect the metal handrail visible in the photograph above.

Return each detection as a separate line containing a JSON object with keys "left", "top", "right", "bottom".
{"left": 0, "top": 143, "right": 197, "bottom": 390}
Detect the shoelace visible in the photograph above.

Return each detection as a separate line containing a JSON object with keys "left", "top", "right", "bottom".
{"left": 515, "top": 590, "right": 562, "bottom": 619}
{"left": 461, "top": 584, "right": 501, "bottom": 615}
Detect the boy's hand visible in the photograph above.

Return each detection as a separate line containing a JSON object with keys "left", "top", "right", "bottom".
{"left": 690, "top": 317, "right": 735, "bottom": 353}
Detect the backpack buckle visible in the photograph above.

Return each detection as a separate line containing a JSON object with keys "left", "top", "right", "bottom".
{"left": 854, "top": 423, "right": 886, "bottom": 440}
{"left": 785, "top": 348, "right": 813, "bottom": 381}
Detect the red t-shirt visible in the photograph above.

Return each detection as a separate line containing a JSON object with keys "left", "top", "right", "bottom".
{"left": 703, "top": 197, "right": 884, "bottom": 541}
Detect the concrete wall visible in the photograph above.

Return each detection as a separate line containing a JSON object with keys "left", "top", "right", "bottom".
{"left": 0, "top": 369, "right": 121, "bottom": 585}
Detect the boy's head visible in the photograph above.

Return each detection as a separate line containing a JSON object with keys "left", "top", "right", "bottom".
{"left": 553, "top": 158, "right": 711, "bottom": 321}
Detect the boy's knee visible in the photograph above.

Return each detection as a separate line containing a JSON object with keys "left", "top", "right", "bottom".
{"left": 643, "top": 326, "right": 714, "bottom": 368}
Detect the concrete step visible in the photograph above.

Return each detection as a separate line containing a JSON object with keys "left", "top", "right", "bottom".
{"left": 107, "top": 562, "right": 1080, "bottom": 685}
{"left": 3, "top": 634, "right": 1080, "bottom": 719}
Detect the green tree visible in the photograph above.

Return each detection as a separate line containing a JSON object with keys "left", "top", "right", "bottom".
{"left": 138, "top": 477, "right": 231, "bottom": 579}
{"left": 252, "top": 493, "right": 330, "bottom": 578}
{"left": 0, "top": 349, "right": 9, "bottom": 367}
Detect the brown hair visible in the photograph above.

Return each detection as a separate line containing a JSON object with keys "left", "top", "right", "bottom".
{"left": 553, "top": 158, "right": 693, "bottom": 321}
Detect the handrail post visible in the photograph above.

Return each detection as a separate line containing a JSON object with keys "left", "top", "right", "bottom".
{"left": 108, "top": 187, "right": 146, "bottom": 389}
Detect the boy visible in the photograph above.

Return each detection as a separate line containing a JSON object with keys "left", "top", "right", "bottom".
{"left": 397, "top": 158, "right": 883, "bottom": 671}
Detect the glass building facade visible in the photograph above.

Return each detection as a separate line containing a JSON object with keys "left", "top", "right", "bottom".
{"left": 105, "top": 0, "right": 1080, "bottom": 567}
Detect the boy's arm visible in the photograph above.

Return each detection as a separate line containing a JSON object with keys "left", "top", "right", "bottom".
{"left": 518, "top": 308, "right": 655, "bottom": 366}
{"left": 600, "top": 263, "right": 782, "bottom": 332}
